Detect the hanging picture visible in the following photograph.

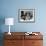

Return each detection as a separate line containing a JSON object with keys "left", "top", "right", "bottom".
{"left": 18, "top": 9, "right": 35, "bottom": 23}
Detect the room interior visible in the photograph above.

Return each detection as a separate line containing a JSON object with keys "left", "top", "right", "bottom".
{"left": 0, "top": 0, "right": 46, "bottom": 46}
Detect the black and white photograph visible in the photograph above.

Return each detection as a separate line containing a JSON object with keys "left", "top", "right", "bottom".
{"left": 18, "top": 9, "right": 35, "bottom": 23}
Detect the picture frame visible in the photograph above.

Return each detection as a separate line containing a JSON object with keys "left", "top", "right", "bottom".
{"left": 18, "top": 9, "right": 35, "bottom": 23}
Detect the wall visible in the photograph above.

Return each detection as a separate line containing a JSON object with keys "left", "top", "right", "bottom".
{"left": 0, "top": 0, "right": 46, "bottom": 32}
{"left": 0, "top": 0, "right": 46, "bottom": 33}
{"left": 0, "top": 0, "right": 46, "bottom": 46}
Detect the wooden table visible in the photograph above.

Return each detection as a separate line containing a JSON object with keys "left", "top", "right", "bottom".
{"left": 4, "top": 32, "right": 43, "bottom": 46}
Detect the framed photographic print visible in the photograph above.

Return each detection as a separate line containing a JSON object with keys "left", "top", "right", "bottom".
{"left": 18, "top": 9, "right": 35, "bottom": 23}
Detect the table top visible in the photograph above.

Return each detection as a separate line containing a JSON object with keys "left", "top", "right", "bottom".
{"left": 4, "top": 32, "right": 43, "bottom": 40}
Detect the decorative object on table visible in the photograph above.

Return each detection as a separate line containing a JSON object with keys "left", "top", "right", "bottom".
{"left": 18, "top": 9, "right": 35, "bottom": 23}
{"left": 25, "top": 32, "right": 38, "bottom": 35}
{"left": 5, "top": 18, "right": 14, "bottom": 35}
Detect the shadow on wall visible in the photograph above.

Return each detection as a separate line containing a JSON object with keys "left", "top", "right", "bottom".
{"left": 0, "top": 16, "right": 5, "bottom": 46}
